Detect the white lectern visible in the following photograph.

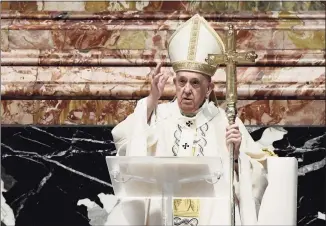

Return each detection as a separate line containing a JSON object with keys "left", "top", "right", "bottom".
{"left": 106, "top": 156, "right": 225, "bottom": 226}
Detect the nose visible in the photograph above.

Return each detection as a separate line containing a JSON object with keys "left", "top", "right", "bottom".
{"left": 184, "top": 83, "right": 192, "bottom": 94}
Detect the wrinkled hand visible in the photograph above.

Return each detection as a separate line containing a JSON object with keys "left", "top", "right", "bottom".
{"left": 226, "top": 124, "right": 242, "bottom": 159}
{"left": 148, "top": 62, "right": 170, "bottom": 101}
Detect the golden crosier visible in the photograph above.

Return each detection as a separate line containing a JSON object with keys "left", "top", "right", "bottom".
{"left": 205, "top": 24, "right": 258, "bottom": 226}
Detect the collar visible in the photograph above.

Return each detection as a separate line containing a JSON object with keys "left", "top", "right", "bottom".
{"left": 169, "top": 99, "right": 219, "bottom": 129}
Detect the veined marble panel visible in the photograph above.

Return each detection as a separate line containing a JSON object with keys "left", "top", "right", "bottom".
{"left": 1, "top": 100, "right": 325, "bottom": 126}
{"left": 3, "top": 28, "right": 325, "bottom": 51}
{"left": 4, "top": 19, "right": 325, "bottom": 31}
{"left": 1, "top": 66, "right": 325, "bottom": 99}
{"left": 1, "top": 100, "right": 35, "bottom": 125}
{"left": 2, "top": 50, "right": 325, "bottom": 66}
{"left": 1, "top": 126, "right": 325, "bottom": 226}
{"left": 0, "top": 19, "right": 10, "bottom": 51}
{"left": 2, "top": 1, "right": 325, "bottom": 12}
{"left": 2, "top": 11, "right": 325, "bottom": 20}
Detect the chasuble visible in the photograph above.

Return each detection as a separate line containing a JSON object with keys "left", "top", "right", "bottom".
{"left": 111, "top": 97, "right": 269, "bottom": 225}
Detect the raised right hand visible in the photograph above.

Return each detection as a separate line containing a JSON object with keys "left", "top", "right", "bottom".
{"left": 148, "top": 62, "right": 170, "bottom": 101}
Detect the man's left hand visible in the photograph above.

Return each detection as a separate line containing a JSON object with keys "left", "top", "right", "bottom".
{"left": 226, "top": 124, "right": 242, "bottom": 160}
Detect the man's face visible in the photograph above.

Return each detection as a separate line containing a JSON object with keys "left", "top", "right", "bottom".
{"left": 174, "top": 71, "right": 214, "bottom": 114}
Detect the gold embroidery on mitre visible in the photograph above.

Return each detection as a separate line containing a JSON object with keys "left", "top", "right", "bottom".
{"left": 172, "top": 61, "right": 217, "bottom": 77}
{"left": 173, "top": 198, "right": 200, "bottom": 218}
{"left": 167, "top": 15, "right": 226, "bottom": 57}
{"left": 187, "top": 16, "right": 200, "bottom": 61}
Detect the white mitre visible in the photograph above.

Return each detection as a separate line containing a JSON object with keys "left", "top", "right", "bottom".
{"left": 168, "top": 14, "right": 225, "bottom": 77}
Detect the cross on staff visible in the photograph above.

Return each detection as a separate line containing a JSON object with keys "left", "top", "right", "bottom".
{"left": 205, "top": 24, "right": 258, "bottom": 226}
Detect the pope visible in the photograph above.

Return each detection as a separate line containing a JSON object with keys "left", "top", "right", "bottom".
{"left": 111, "top": 14, "right": 269, "bottom": 225}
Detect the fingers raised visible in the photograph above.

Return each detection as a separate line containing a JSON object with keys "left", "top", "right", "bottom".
{"left": 152, "top": 62, "right": 163, "bottom": 77}
{"left": 161, "top": 74, "right": 170, "bottom": 84}
{"left": 153, "top": 72, "right": 163, "bottom": 84}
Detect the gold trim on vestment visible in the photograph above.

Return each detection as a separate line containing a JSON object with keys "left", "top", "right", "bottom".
{"left": 173, "top": 198, "right": 200, "bottom": 218}
{"left": 173, "top": 145, "right": 200, "bottom": 222}
{"left": 262, "top": 148, "right": 278, "bottom": 157}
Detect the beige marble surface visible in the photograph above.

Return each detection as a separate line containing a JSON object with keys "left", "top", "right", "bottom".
{"left": 2, "top": 1, "right": 325, "bottom": 12}
{"left": 1, "top": 1, "right": 325, "bottom": 126}
{"left": 1, "top": 99, "right": 324, "bottom": 126}
{"left": 1, "top": 66, "right": 325, "bottom": 99}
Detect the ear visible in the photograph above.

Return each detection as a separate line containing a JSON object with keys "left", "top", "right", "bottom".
{"left": 206, "top": 82, "right": 214, "bottom": 98}
{"left": 173, "top": 77, "right": 176, "bottom": 86}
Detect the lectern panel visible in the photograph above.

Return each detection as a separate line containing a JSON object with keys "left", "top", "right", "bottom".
{"left": 106, "top": 156, "right": 225, "bottom": 198}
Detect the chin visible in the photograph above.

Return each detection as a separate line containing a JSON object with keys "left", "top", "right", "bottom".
{"left": 177, "top": 101, "right": 197, "bottom": 113}
{"left": 180, "top": 106, "right": 196, "bottom": 114}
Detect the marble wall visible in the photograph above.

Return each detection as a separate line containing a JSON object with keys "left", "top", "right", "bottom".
{"left": 1, "top": 1, "right": 325, "bottom": 226}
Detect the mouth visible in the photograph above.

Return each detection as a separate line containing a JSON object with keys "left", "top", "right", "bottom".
{"left": 182, "top": 98, "right": 193, "bottom": 104}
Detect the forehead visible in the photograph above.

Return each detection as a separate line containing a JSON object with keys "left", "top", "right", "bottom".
{"left": 176, "top": 71, "right": 206, "bottom": 80}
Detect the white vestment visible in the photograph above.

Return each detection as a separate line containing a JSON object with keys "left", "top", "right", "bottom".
{"left": 111, "top": 97, "right": 269, "bottom": 225}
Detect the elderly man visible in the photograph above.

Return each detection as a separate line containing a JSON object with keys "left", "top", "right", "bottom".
{"left": 111, "top": 14, "right": 269, "bottom": 225}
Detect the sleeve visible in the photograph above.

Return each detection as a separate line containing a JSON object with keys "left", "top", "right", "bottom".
{"left": 111, "top": 97, "right": 161, "bottom": 156}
